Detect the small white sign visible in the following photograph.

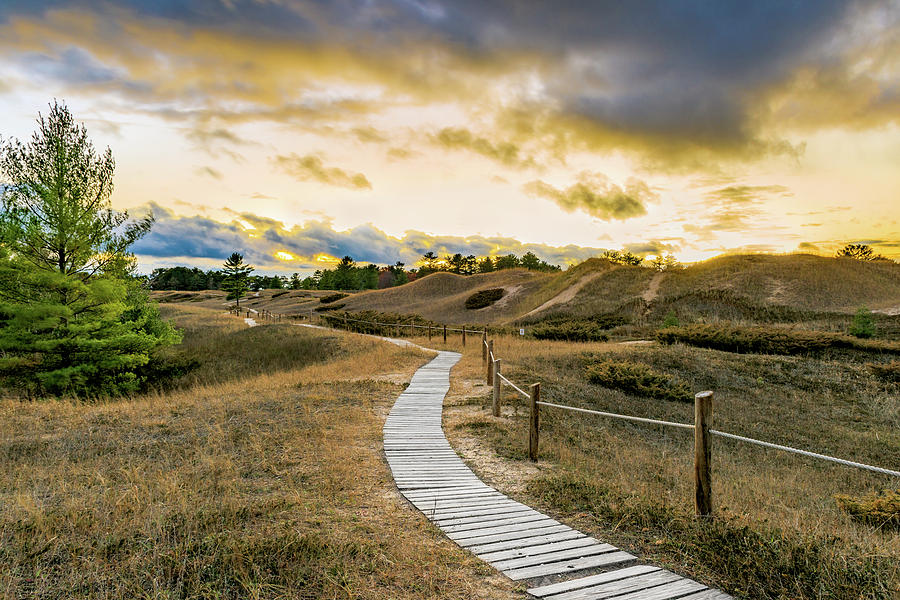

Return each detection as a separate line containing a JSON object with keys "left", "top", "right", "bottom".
{"left": 519, "top": 328, "right": 525, "bottom": 336}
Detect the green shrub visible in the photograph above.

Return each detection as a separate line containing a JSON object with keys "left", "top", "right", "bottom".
{"left": 662, "top": 310, "right": 679, "bottom": 328}
{"left": 867, "top": 361, "right": 900, "bottom": 384}
{"left": 585, "top": 359, "right": 692, "bottom": 402}
{"left": 532, "top": 321, "right": 610, "bottom": 342}
{"left": 836, "top": 489, "right": 900, "bottom": 530}
{"left": 849, "top": 306, "right": 876, "bottom": 338}
{"left": 319, "top": 293, "right": 348, "bottom": 304}
{"left": 656, "top": 324, "right": 900, "bottom": 357}
{"left": 314, "top": 303, "right": 345, "bottom": 312}
{"left": 465, "top": 288, "right": 505, "bottom": 309}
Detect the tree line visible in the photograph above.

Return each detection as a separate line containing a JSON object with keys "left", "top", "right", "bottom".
{"left": 149, "top": 250, "right": 564, "bottom": 292}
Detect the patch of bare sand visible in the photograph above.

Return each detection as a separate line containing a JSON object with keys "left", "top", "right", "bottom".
{"left": 641, "top": 272, "right": 665, "bottom": 304}
{"left": 492, "top": 285, "right": 523, "bottom": 310}
{"left": 443, "top": 379, "right": 544, "bottom": 495}
{"left": 521, "top": 272, "right": 603, "bottom": 319}
{"left": 874, "top": 306, "right": 900, "bottom": 316}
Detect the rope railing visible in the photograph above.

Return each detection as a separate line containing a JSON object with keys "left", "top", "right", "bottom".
{"left": 536, "top": 400, "right": 899, "bottom": 477}
{"left": 480, "top": 334, "right": 899, "bottom": 517}
{"left": 499, "top": 373, "right": 530, "bottom": 400}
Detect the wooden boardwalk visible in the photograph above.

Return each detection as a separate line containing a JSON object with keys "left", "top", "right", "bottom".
{"left": 385, "top": 351, "right": 734, "bottom": 600}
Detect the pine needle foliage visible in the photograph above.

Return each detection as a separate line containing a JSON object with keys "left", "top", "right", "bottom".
{"left": 0, "top": 101, "right": 178, "bottom": 397}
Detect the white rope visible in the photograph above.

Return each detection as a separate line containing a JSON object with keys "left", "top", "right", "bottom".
{"left": 536, "top": 401, "right": 695, "bottom": 430}
{"left": 498, "top": 374, "right": 530, "bottom": 399}
{"left": 709, "top": 429, "right": 900, "bottom": 477}
{"left": 533, "top": 401, "right": 899, "bottom": 477}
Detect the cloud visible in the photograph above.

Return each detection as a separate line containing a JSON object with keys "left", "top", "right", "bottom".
{"left": 432, "top": 127, "right": 537, "bottom": 169}
{"left": 272, "top": 153, "right": 372, "bottom": 190}
{"left": 194, "top": 165, "right": 223, "bottom": 179}
{"left": 623, "top": 240, "right": 683, "bottom": 257}
{"left": 352, "top": 126, "right": 388, "bottom": 143}
{"left": 3, "top": 3, "right": 891, "bottom": 172}
{"left": 523, "top": 172, "right": 654, "bottom": 220}
{"left": 132, "top": 203, "right": 616, "bottom": 273}
{"left": 683, "top": 184, "right": 793, "bottom": 239}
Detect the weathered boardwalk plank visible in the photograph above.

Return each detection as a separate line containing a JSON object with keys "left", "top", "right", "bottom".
{"left": 383, "top": 349, "right": 734, "bottom": 598}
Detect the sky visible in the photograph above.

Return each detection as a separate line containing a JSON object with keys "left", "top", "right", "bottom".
{"left": 0, "top": 0, "right": 898, "bottom": 274}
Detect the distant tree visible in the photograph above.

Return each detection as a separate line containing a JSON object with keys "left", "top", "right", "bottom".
{"left": 221, "top": 252, "right": 253, "bottom": 308}
{"left": 521, "top": 251, "right": 541, "bottom": 271}
{"left": 446, "top": 253, "right": 465, "bottom": 273}
{"left": 836, "top": 243, "right": 881, "bottom": 261}
{"left": 462, "top": 254, "right": 478, "bottom": 274}
{"left": 478, "top": 256, "right": 495, "bottom": 273}
{"left": 495, "top": 254, "right": 520, "bottom": 270}
{"left": 849, "top": 306, "right": 876, "bottom": 338}
{"left": 289, "top": 272, "right": 302, "bottom": 289}
{"left": 648, "top": 253, "right": 682, "bottom": 272}
{"left": 420, "top": 251, "right": 441, "bottom": 275}
{"left": 0, "top": 100, "right": 178, "bottom": 397}
{"left": 603, "top": 249, "right": 643, "bottom": 266}
{"left": 390, "top": 261, "right": 408, "bottom": 286}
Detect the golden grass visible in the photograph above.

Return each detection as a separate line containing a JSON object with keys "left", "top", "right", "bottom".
{"left": 436, "top": 334, "right": 899, "bottom": 598}
{"left": 0, "top": 306, "right": 524, "bottom": 599}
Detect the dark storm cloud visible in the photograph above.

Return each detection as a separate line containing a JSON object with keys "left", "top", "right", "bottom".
{"left": 3, "top": 1, "right": 890, "bottom": 169}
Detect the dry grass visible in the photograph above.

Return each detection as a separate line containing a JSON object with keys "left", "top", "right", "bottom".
{"left": 0, "top": 306, "right": 524, "bottom": 599}
{"left": 436, "top": 334, "right": 899, "bottom": 599}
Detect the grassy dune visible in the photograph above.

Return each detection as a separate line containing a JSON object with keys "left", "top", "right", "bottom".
{"left": 0, "top": 307, "right": 523, "bottom": 599}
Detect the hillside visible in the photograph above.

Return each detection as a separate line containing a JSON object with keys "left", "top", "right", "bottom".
{"left": 152, "top": 254, "right": 900, "bottom": 328}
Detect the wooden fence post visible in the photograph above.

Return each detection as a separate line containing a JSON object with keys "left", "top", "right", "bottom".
{"left": 443, "top": 325, "right": 447, "bottom": 343}
{"left": 694, "top": 390, "right": 714, "bottom": 517}
{"left": 482, "top": 330, "right": 487, "bottom": 364}
{"left": 529, "top": 383, "right": 541, "bottom": 462}
{"left": 428, "top": 325, "right": 432, "bottom": 341}
{"left": 492, "top": 359, "right": 501, "bottom": 417}
{"left": 486, "top": 340, "right": 494, "bottom": 385}
{"left": 462, "top": 327, "right": 466, "bottom": 346}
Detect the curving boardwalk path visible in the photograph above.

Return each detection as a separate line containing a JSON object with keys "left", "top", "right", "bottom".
{"left": 385, "top": 351, "right": 733, "bottom": 600}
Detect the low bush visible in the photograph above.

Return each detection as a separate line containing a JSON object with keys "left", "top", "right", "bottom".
{"left": 319, "top": 293, "right": 348, "bottom": 304}
{"left": 464, "top": 288, "right": 505, "bottom": 309}
{"left": 585, "top": 359, "right": 692, "bottom": 402}
{"left": 849, "top": 306, "right": 876, "bottom": 338}
{"left": 867, "top": 361, "right": 900, "bottom": 384}
{"left": 314, "top": 303, "right": 345, "bottom": 312}
{"left": 532, "top": 321, "right": 610, "bottom": 342}
{"left": 662, "top": 310, "right": 679, "bottom": 328}
{"left": 657, "top": 324, "right": 900, "bottom": 358}
{"left": 835, "top": 489, "right": 900, "bottom": 530}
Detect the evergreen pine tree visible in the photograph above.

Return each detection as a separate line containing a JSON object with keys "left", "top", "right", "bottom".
{"left": 0, "top": 100, "right": 178, "bottom": 397}
{"left": 221, "top": 252, "right": 254, "bottom": 308}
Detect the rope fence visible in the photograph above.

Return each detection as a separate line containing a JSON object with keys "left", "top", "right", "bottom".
{"left": 480, "top": 335, "right": 900, "bottom": 517}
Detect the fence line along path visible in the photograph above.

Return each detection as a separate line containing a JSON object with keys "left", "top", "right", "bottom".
{"left": 385, "top": 351, "right": 733, "bottom": 600}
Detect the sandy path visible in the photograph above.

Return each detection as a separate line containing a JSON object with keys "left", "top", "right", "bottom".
{"left": 641, "top": 272, "right": 665, "bottom": 304}
{"left": 521, "top": 272, "right": 603, "bottom": 319}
